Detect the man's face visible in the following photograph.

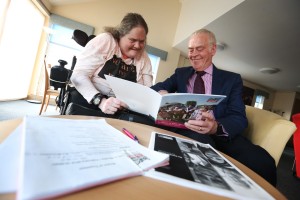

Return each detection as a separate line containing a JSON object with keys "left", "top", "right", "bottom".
{"left": 188, "top": 33, "right": 216, "bottom": 71}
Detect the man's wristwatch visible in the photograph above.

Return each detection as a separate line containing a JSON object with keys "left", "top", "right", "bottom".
{"left": 91, "top": 93, "right": 104, "bottom": 106}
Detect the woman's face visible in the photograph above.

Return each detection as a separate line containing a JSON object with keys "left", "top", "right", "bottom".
{"left": 119, "top": 26, "right": 146, "bottom": 59}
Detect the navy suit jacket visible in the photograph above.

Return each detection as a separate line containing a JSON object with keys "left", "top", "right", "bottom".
{"left": 151, "top": 65, "right": 248, "bottom": 139}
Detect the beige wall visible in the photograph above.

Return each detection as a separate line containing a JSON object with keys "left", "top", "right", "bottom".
{"left": 273, "top": 92, "right": 296, "bottom": 120}
{"left": 39, "top": 0, "right": 296, "bottom": 114}
{"left": 296, "top": 92, "right": 300, "bottom": 100}
{"left": 243, "top": 80, "right": 275, "bottom": 110}
{"left": 43, "top": 0, "right": 248, "bottom": 85}
{"left": 49, "top": 0, "right": 181, "bottom": 83}
{"left": 47, "top": 0, "right": 244, "bottom": 83}
{"left": 242, "top": 82, "right": 297, "bottom": 120}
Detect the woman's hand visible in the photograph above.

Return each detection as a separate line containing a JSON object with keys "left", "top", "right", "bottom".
{"left": 184, "top": 111, "right": 218, "bottom": 135}
{"left": 99, "top": 97, "right": 128, "bottom": 114}
{"left": 158, "top": 90, "right": 169, "bottom": 95}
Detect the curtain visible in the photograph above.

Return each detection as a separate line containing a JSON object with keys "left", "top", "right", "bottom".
{"left": 0, "top": 0, "right": 10, "bottom": 46}
{"left": 0, "top": 0, "right": 45, "bottom": 100}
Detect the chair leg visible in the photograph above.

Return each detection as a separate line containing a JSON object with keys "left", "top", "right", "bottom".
{"left": 55, "top": 95, "right": 59, "bottom": 110}
{"left": 39, "top": 94, "right": 47, "bottom": 115}
{"left": 293, "top": 132, "right": 300, "bottom": 178}
{"left": 44, "top": 95, "right": 50, "bottom": 112}
{"left": 292, "top": 159, "right": 300, "bottom": 179}
{"left": 292, "top": 159, "right": 296, "bottom": 176}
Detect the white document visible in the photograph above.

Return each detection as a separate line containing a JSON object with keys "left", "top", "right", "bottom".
{"left": 0, "top": 124, "right": 23, "bottom": 193}
{"left": 145, "top": 132, "right": 274, "bottom": 200}
{"left": 12, "top": 116, "right": 169, "bottom": 200}
{"left": 105, "top": 74, "right": 162, "bottom": 117}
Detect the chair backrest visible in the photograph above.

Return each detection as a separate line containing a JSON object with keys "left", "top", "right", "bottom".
{"left": 243, "top": 105, "right": 296, "bottom": 166}
{"left": 43, "top": 61, "right": 50, "bottom": 93}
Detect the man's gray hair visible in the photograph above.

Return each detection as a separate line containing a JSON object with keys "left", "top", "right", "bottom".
{"left": 191, "top": 29, "right": 216, "bottom": 47}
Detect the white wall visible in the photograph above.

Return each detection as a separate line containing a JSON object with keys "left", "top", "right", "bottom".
{"left": 174, "top": 0, "right": 244, "bottom": 46}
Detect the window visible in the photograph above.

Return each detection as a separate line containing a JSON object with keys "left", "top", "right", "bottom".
{"left": 45, "top": 14, "right": 94, "bottom": 69}
{"left": 254, "top": 95, "right": 265, "bottom": 109}
{"left": 253, "top": 89, "right": 269, "bottom": 109}
{"left": 45, "top": 24, "right": 83, "bottom": 69}
{"left": 49, "top": 24, "right": 82, "bottom": 50}
{"left": 148, "top": 54, "right": 160, "bottom": 84}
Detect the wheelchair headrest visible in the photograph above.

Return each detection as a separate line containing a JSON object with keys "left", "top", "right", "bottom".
{"left": 72, "top": 29, "right": 96, "bottom": 47}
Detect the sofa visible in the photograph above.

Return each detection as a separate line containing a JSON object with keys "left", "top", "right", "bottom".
{"left": 243, "top": 105, "right": 296, "bottom": 166}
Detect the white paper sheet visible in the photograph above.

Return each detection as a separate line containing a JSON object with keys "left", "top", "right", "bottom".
{"left": 105, "top": 75, "right": 162, "bottom": 118}
{"left": 0, "top": 124, "right": 23, "bottom": 193}
{"left": 0, "top": 116, "right": 169, "bottom": 200}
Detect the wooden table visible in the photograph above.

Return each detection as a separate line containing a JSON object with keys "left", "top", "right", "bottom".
{"left": 0, "top": 116, "right": 287, "bottom": 200}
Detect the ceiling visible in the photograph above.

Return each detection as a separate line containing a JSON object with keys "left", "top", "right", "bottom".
{"left": 47, "top": 0, "right": 300, "bottom": 93}
{"left": 47, "top": 0, "right": 95, "bottom": 6}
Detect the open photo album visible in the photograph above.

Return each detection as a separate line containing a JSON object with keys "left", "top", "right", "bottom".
{"left": 105, "top": 75, "right": 226, "bottom": 129}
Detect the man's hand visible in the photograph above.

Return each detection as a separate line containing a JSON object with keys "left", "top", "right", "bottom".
{"left": 99, "top": 97, "right": 128, "bottom": 114}
{"left": 184, "top": 111, "right": 218, "bottom": 134}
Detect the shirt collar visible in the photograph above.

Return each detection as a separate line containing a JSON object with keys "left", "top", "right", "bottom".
{"left": 194, "top": 64, "right": 213, "bottom": 75}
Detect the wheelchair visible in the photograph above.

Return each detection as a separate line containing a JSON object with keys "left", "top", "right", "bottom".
{"left": 49, "top": 29, "right": 95, "bottom": 115}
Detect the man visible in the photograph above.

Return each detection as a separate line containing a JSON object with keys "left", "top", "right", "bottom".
{"left": 151, "top": 29, "right": 276, "bottom": 186}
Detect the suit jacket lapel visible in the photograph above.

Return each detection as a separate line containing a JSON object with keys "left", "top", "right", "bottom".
{"left": 181, "top": 67, "right": 195, "bottom": 93}
{"left": 212, "top": 65, "right": 222, "bottom": 95}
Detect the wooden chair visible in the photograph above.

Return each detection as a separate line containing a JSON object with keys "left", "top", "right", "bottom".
{"left": 39, "top": 63, "right": 60, "bottom": 115}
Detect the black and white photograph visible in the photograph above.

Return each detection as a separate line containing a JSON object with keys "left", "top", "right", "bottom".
{"left": 148, "top": 132, "right": 274, "bottom": 200}
{"left": 177, "top": 140, "right": 231, "bottom": 190}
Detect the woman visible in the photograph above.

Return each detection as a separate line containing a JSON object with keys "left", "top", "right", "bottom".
{"left": 67, "top": 13, "right": 153, "bottom": 122}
